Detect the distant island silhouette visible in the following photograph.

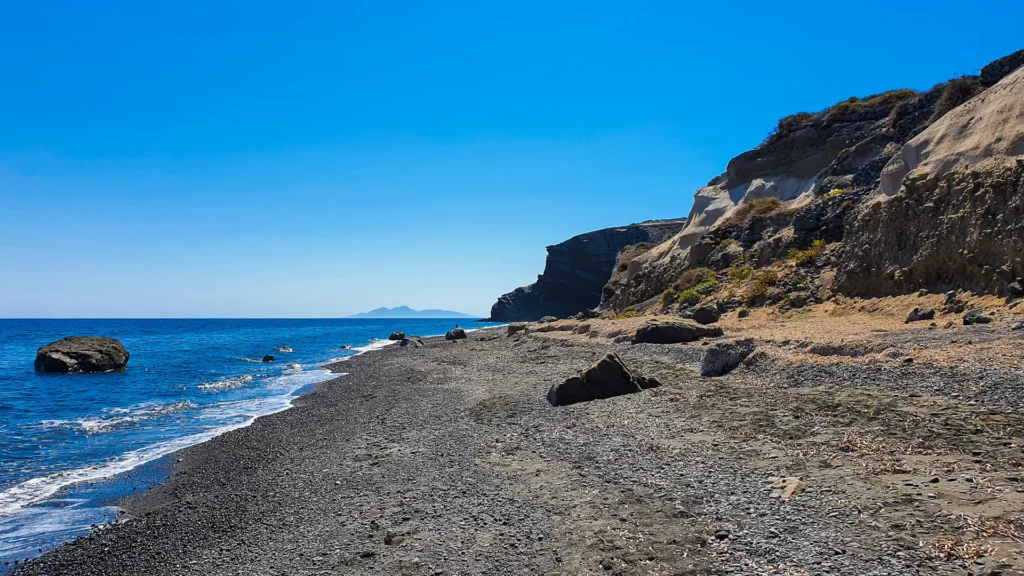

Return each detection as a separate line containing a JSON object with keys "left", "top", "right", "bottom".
{"left": 346, "top": 306, "right": 477, "bottom": 319}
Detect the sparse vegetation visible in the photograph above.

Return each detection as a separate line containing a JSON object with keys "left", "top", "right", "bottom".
{"left": 824, "top": 187, "right": 852, "bottom": 199}
{"left": 720, "top": 197, "right": 784, "bottom": 227}
{"left": 788, "top": 239, "right": 827, "bottom": 267}
{"left": 728, "top": 265, "right": 754, "bottom": 283}
{"left": 716, "top": 238, "right": 734, "bottom": 250}
{"left": 825, "top": 89, "right": 917, "bottom": 120}
{"left": 929, "top": 76, "right": 983, "bottom": 123}
{"left": 615, "top": 308, "right": 638, "bottom": 320}
{"left": 743, "top": 269, "right": 779, "bottom": 306}
{"left": 657, "top": 268, "right": 719, "bottom": 310}
{"left": 617, "top": 261, "right": 629, "bottom": 272}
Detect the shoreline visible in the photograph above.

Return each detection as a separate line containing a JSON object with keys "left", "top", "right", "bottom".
{"left": 10, "top": 319, "right": 1024, "bottom": 575}
{"left": 0, "top": 332, "right": 426, "bottom": 568}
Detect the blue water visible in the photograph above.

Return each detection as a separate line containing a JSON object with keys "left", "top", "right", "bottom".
{"left": 0, "top": 318, "right": 498, "bottom": 566}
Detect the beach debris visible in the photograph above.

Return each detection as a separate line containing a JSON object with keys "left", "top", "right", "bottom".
{"left": 692, "top": 306, "right": 721, "bottom": 325}
{"left": 388, "top": 332, "right": 406, "bottom": 341}
{"left": 963, "top": 309, "right": 994, "bottom": 325}
{"left": 700, "top": 338, "right": 757, "bottom": 377}
{"left": 768, "top": 476, "right": 806, "bottom": 500}
{"left": 905, "top": 307, "right": 936, "bottom": 323}
{"left": 507, "top": 322, "right": 528, "bottom": 336}
{"left": 276, "top": 345, "right": 294, "bottom": 353}
{"left": 34, "top": 336, "right": 130, "bottom": 374}
{"left": 445, "top": 328, "right": 467, "bottom": 341}
{"left": 262, "top": 355, "right": 275, "bottom": 363}
{"left": 632, "top": 320, "right": 723, "bottom": 345}
{"left": 546, "top": 352, "right": 659, "bottom": 406}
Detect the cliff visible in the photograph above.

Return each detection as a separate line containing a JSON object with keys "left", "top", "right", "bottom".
{"left": 487, "top": 219, "right": 686, "bottom": 321}
{"left": 601, "top": 49, "right": 1024, "bottom": 313}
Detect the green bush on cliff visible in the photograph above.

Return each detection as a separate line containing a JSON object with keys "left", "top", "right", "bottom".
{"left": 721, "top": 198, "right": 783, "bottom": 227}
{"left": 788, "top": 239, "right": 827, "bottom": 267}
{"left": 615, "top": 308, "right": 638, "bottom": 320}
{"left": 743, "top": 270, "right": 779, "bottom": 306}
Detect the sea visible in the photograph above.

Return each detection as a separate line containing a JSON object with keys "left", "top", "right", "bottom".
{"left": 0, "top": 318, "right": 500, "bottom": 567}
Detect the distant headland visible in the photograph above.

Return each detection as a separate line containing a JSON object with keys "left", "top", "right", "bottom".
{"left": 345, "top": 306, "right": 478, "bottom": 319}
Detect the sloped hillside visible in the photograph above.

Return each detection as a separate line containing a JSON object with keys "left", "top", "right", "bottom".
{"left": 603, "top": 49, "right": 1024, "bottom": 314}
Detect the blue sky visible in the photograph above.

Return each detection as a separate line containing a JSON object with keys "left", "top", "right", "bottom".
{"left": 2, "top": 1, "right": 1022, "bottom": 317}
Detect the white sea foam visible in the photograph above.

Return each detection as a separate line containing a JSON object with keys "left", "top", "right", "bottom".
{"left": 0, "top": 337, "right": 394, "bottom": 518}
{"left": 38, "top": 401, "right": 199, "bottom": 435}
{"left": 197, "top": 374, "right": 255, "bottom": 392}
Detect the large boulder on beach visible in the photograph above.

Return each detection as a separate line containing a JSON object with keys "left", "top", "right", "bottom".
{"left": 632, "top": 320, "right": 723, "bottom": 345}
{"left": 34, "top": 337, "right": 130, "bottom": 374}
{"left": 700, "top": 339, "right": 756, "bottom": 377}
{"left": 692, "top": 306, "right": 721, "bottom": 325}
{"left": 547, "top": 353, "right": 659, "bottom": 406}
{"left": 507, "top": 322, "right": 528, "bottom": 336}
{"left": 388, "top": 332, "right": 406, "bottom": 341}
{"left": 399, "top": 337, "right": 424, "bottom": 348}
{"left": 445, "top": 328, "right": 467, "bottom": 341}
{"left": 905, "top": 308, "right": 935, "bottom": 323}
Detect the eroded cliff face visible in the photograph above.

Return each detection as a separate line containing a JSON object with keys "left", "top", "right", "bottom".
{"left": 603, "top": 49, "right": 1024, "bottom": 312}
{"left": 487, "top": 220, "right": 685, "bottom": 321}
{"left": 836, "top": 65, "right": 1024, "bottom": 296}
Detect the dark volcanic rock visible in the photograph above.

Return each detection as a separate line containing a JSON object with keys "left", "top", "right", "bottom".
{"left": 905, "top": 308, "right": 935, "bottom": 323}
{"left": 445, "top": 329, "right": 467, "bottom": 341}
{"left": 692, "top": 306, "right": 721, "bottom": 325}
{"left": 963, "top": 309, "right": 994, "bottom": 325}
{"left": 700, "top": 339, "right": 756, "bottom": 377}
{"left": 399, "top": 338, "right": 424, "bottom": 348}
{"left": 388, "top": 332, "right": 406, "bottom": 341}
{"left": 487, "top": 219, "right": 686, "bottom": 322}
{"left": 34, "top": 337, "right": 130, "bottom": 374}
{"left": 262, "top": 355, "right": 275, "bottom": 363}
{"left": 546, "top": 353, "right": 659, "bottom": 406}
{"left": 632, "top": 321, "right": 723, "bottom": 344}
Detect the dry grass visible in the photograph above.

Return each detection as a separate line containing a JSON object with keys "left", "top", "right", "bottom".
{"left": 720, "top": 198, "right": 784, "bottom": 227}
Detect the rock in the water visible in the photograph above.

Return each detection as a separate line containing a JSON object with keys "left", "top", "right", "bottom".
{"left": 692, "top": 306, "right": 721, "bottom": 325}
{"left": 546, "top": 353, "right": 659, "bottom": 406}
{"left": 262, "top": 355, "right": 275, "bottom": 363}
{"left": 445, "top": 328, "right": 467, "bottom": 341}
{"left": 905, "top": 307, "right": 936, "bottom": 323}
{"left": 632, "top": 320, "right": 723, "bottom": 344}
{"left": 963, "top": 309, "right": 994, "bottom": 325}
{"left": 276, "top": 345, "right": 294, "bottom": 353}
{"left": 388, "top": 332, "right": 405, "bottom": 341}
{"left": 700, "top": 339, "right": 756, "bottom": 377}
{"left": 34, "top": 337, "right": 130, "bottom": 374}
{"left": 507, "top": 323, "right": 528, "bottom": 336}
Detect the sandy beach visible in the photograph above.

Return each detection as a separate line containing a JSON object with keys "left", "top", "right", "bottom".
{"left": 11, "top": 314, "right": 1024, "bottom": 576}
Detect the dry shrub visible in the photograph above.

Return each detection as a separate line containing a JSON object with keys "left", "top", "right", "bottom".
{"left": 721, "top": 197, "right": 784, "bottom": 227}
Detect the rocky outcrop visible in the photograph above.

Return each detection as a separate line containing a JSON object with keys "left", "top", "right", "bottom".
{"left": 388, "top": 332, "right": 405, "bottom": 341}
{"left": 487, "top": 219, "right": 685, "bottom": 321}
{"left": 546, "top": 353, "right": 659, "bottom": 406}
{"left": 632, "top": 320, "right": 723, "bottom": 344}
{"left": 445, "top": 329, "right": 467, "bottom": 341}
{"left": 262, "top": 355, "right": 275, "bottom": 363}
{"left": 700, "top": 339, "right": 756, "bottom": 377}
{"left": 34, "top": 337, "right": 130, "bottom": 374}
{"left": 835, "top": 66, "right": 1024, "bottom": 296}
{"left": 603, "top": 49, "right": 1024, "bottom": 311}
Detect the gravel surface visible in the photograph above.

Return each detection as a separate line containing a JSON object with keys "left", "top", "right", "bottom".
{"left": 11, "top": 327, "right": 1024, "bottom": 575}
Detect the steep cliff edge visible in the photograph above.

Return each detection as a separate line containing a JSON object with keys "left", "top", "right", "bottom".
{"left": 603, "top": 49, "right": 1024, "bottom": 313}
{"left": 487, "top": 219, "right": 686, "bottom": 321}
